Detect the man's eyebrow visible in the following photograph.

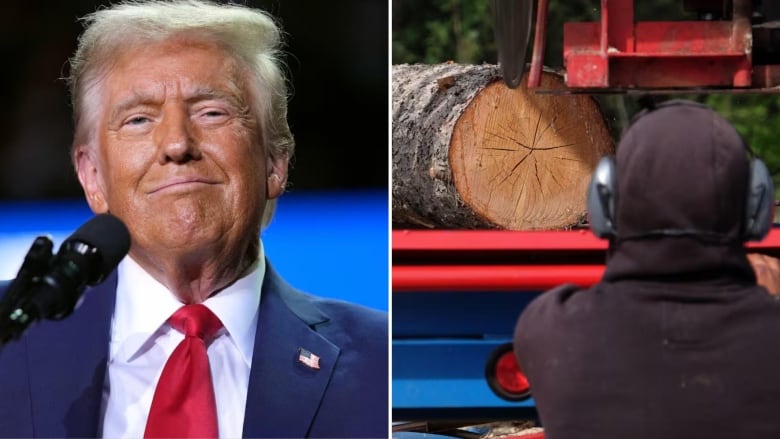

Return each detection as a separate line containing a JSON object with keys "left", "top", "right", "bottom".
{"left": 109, "top": 91, "right": 160, "bottom": 123}
{"left": 185, "top": 87, "right": 244, "bottom": 108}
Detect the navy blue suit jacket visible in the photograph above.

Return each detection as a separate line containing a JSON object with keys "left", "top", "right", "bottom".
{"left": 0, "top": 260, "right": 388, "bottom": 437}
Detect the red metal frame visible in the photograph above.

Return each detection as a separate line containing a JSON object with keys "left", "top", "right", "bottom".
{"left": 392, "top": 229, "right": 780, "bottom": 292}
{"left": 393, "top": 229, "right": 780, "bottom": 252}
{"left": 529, "top": 0, "right": 758, "bottom": 90}
{"left": 392, "top": 229, "right": 604, "bottom": 252}
{"left": 393, "top": 264, "right": 604, "bottom": 292}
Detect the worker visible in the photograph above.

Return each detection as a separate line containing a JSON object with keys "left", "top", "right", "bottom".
{"left": 514, "top": 99, "right": 780, "bottom": 439}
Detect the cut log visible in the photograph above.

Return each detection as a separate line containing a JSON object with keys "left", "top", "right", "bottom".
{"left": 392, "top": 63, "right": 615, "bottom": 230}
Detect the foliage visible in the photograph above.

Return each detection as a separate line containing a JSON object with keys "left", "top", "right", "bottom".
{"left": 702, "top": 95, "right": 780, "bottom": 177}
{"left": 392, "top": 0, "right": 495, "bottom": 64}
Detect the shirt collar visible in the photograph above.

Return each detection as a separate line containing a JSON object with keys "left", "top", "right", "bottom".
{"left": 111, "top": 241, "right": 265, "bottom": 366}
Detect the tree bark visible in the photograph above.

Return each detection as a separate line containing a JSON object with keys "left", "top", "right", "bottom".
{"left": 392, "top": 63, "right": 615, "bottom": 230}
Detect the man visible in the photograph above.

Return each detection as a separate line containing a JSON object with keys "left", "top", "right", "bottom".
{"left": 514, "top": 100, "right": 780, "bottom": 439}
{"left": 0, "top": 1, "right": 388, "bottom": 437}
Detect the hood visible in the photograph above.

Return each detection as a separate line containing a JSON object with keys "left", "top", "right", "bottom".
{"left": 603, "top": 100, "right": 755, "bottom": 283}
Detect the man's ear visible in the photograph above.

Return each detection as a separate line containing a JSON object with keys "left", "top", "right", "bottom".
{"left": 266, "top": 153, "right": 289, "bottom": 200}
{"left": 74, "top": 145, "right": 109, "bottom": 213}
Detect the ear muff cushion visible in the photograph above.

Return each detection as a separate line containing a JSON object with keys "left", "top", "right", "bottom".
{"left": 587, "top": 155, "right": 617, "bottom": 238}
{"left": 745, "top": 157, "right": 775, "bottom": 241}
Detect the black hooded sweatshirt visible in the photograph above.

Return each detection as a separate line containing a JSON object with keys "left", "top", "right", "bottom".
{"left": 513, "top": 101, "right": 780, "bottom": 439}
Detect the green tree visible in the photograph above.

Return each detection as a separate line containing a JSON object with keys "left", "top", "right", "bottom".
{"left": 392, "top": 0, "right": 496, "bottom": 64}
{"left": 703, "top": 95, "right": 780, "bottom": 178}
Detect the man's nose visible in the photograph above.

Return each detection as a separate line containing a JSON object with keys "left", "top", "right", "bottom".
{"left": 155, "top": 108, "right": 201, "bottom": 164}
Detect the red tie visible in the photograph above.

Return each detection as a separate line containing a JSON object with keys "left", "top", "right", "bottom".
{"left": 145, "top": 304, "right": 223, "bottom": 438}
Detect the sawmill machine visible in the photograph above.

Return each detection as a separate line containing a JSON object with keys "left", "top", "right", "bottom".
{"left": 494, "top": 0, "right": 780, "bottom": 92}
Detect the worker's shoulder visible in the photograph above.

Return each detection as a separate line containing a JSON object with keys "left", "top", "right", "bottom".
{"left": 516, "top": 283, "right": 586, "bottom": 328}
{"left": 529, "top": 282, "right": 584, "bottom": 310}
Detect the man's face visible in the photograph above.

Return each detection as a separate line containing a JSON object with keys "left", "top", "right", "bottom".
{"left": 75, "top": 38, "right": 287, "bottom": 260}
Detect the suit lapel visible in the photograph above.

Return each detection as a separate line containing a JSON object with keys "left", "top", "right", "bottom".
{"left": 26, "top": 272, "right": 116, "bottom": 437}
{"left": 243, "top": 264, "right": 340, "bottom": 438}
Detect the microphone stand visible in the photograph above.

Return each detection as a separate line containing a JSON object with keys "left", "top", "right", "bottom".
{"left": 0, "top": 236, "right": 54, "bottom": 345}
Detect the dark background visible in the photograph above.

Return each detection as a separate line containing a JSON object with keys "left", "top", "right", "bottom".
{"left": 0, "top": 0, "right": 389, "bottom": 200}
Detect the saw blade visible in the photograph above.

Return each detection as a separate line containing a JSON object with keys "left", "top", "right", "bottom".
{"left": 492, "top": 0, "right": 535, "bottom": 88}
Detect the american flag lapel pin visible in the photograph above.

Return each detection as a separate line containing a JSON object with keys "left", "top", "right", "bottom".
{"left": 297, "top": 347, "right": 321, "bottom": 370}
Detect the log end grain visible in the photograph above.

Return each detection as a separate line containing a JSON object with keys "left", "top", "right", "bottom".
{"left": 449, "top": 71, "right": 615, "bottom": 230}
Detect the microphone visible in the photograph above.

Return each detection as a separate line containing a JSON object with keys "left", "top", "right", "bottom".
{"left": 0, "top": 214, "right": 131, "bottom": 343}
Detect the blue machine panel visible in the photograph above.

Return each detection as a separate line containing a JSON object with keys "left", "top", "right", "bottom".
{"left": 393, "top": 338, "right": 537, "bottom": 409}
{"left": 393, "top": 291, "right": 540, "bottom": 337}
{"left": 393, "top": 290, "right": 541, "bottom": 419}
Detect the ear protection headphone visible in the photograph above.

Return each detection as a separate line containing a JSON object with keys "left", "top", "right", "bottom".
{"left": 586, "top": 100, "right": 775, "bottom": 242}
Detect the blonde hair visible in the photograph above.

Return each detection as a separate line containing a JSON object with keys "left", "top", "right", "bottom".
{"left": 67, "top": 0, "right": 295, "bottom": 228}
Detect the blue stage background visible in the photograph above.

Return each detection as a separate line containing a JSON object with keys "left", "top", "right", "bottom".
{"left": 0, "top": 189, "right": 389, "bottom": 312}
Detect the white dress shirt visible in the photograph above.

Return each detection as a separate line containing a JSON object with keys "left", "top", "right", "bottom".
{"left": 100, "top": 245, "right": 265, "bottom": 439}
